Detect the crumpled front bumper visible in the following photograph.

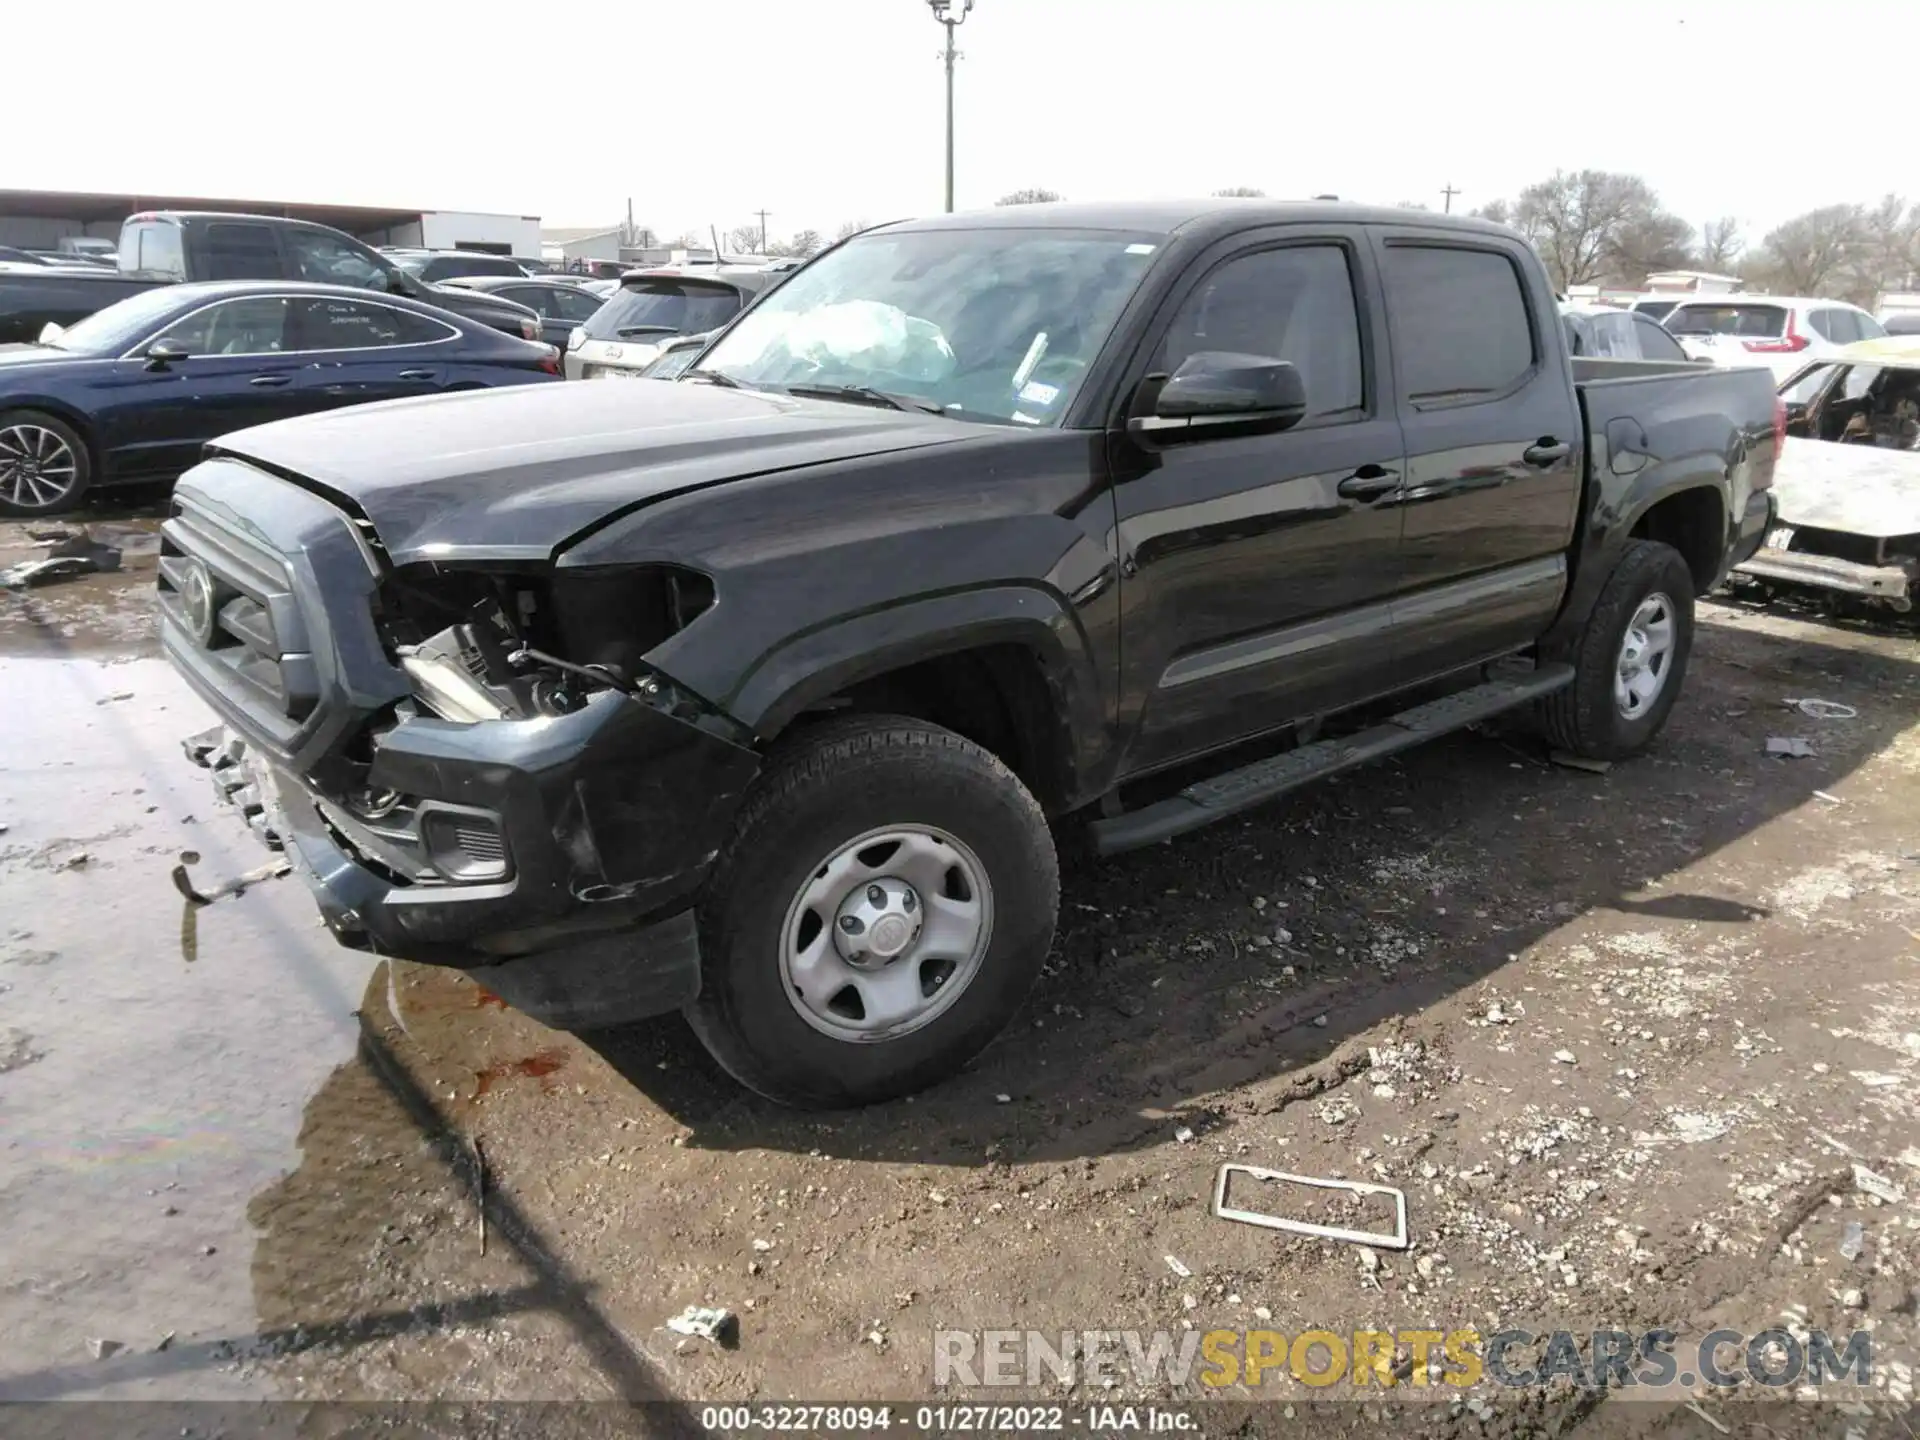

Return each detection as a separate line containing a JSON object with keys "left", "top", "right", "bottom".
{"left": 1735, "top": 544, "right": 1914, "bottom": 609}
{"left": 181, "top": 688, "right": 760, "bottom": 1029}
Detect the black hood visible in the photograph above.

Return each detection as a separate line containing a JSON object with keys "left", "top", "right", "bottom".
{"left": 206, "top": 380, "right": 980, "bottom": 566}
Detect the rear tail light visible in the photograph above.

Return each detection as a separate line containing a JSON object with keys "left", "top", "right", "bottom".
{"left": 1743, "top": 313, "right": 1810, "bottom": 354}
{"left": 540, "top": 346, "right": 560, "bottom": 375}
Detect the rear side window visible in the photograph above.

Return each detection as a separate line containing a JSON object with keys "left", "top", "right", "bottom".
{"left": 1154, "top": 244, "right": 1364, "bottom": 419}
{"left": 1808, "top": 309, "right": 1847, "bottom": 343}
{"left": 203, "top": 222, "right": 283, "bottom": 281}
{"left": 583, "top": 280, "right": 743, "bottom": 340}
{"left": 122, "top": 223, "right": 185, "bottom": 278}
{"left": 424, "top": 254, "right": 527, "bottom": 280}
{"left": 1666, "top": 303, "right": 1785, "bottom": 338}
{"left": 549, "top": 285, "right": 607, "bottom": 322}
{"left": 1631, "top": 314, "right": 1688, "bottom": 361}
{"left": 1856, "top": 311, "right": 1887, "bottom": 340}
{"left": 295, "top": 297, "right": 454, "bottom": 349}
{"left": 1383, "top": 245, "right": 1535, "bottom": 402}
{"left": 1632, "top": 298, "right": 1679, "bottom": 321}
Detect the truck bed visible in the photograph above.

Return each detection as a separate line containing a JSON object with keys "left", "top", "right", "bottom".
{"left": 0, "top": 270, "right": 163, "bottom": 343}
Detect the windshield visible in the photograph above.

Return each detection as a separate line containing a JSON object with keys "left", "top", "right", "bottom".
{"left": 693, "top": 228, "right": 1162, "bottom": 425}
{"left": 44, "top": 287, "right": 192, "bottom": 353}
{"left": 1666, "top": 303, "right": 1785, "bottom": 338}
{"left": 584, "top": 280, "right": 744, "bottom": 341}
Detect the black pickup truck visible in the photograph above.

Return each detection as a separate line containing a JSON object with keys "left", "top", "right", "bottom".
{"left": 163, "top": 202, "right": 1778, "bottom": 1106}
{"left": 0, "top": 212, "right": 540, "bottom": 344}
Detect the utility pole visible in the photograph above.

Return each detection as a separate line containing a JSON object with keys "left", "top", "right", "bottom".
{"left": 1441, "top": 183, "right": 1462, "bottom": 214}
{"left": 754, "top": 209, "right": 772, "bottom": 254}
{"left": 926, "top": 1, "right": 974, "bottom": 213}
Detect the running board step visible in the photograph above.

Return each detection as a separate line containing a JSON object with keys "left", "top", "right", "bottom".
{"left": 1088, "top": 663, "right": 1575, "bottom": 856}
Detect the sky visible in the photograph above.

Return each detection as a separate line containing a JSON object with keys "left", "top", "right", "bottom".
{"left": 10, "top": 0, "right": 1909, "bottom": 250}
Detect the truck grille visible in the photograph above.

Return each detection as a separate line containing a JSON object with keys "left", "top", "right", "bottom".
{"left": 159, "top": 495, "right": 319, "bottom": 722}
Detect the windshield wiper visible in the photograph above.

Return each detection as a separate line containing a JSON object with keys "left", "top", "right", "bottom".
{"left": 615, "top": 324, "right": 677, "bottom": 337}
{"left": 685, "top": 368, "right": 745, "bottom": 389}
{"left": 784, "top": 383, "right": 944, "bottom": 415}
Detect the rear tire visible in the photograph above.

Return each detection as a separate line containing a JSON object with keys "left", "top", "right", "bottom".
{"left": 1536, "top": 539, "right": 1695, "bottom": 761}
{"left": 0, "top": 410, "right": 92, "bottom": 517}
{"left": 687, "top": 715, "right": 1059, "bottom": 1108}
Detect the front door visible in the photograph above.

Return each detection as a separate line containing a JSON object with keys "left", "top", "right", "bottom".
{"left": 284, "top": 296, "right": 451, "bottom": 409}
{"left": 1369, "top": 230, "right": 1583, "bottom": 680}
{"left": 1109, "top": 228, "right": 1409, "bottom": 775}
{"left": 94, "top": 295, "right": 299, "bottom": 480}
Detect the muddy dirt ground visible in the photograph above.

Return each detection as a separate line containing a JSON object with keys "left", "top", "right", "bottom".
{"left": 2, "top": 506, "right": 1917, "bottom": 1435}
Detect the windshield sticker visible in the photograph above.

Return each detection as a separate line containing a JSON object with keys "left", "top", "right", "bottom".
{"left": 1019, "top": 380, "right": 1061, "bottom": 408}
{"left": 1125, "top": 243, "right": 1157, "bottom": 255}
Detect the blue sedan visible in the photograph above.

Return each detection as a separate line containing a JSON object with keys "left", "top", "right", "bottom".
{"left": 0, "top": 280, "right": 560, "bottom": 516}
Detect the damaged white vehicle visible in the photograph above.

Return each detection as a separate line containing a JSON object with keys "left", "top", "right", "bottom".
{"left": 1734, "top": 337, "right": 1920, "bottom": 612}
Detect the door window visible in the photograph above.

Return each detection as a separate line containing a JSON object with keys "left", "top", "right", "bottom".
{"left": 549, "top": 286, "right": 607, "bottom": 322}
{"left": 1630, "top": 314, "right": 1688, "bottom": 361}
{"left": 294, "top": 297, "right": 454, "bottom": 350}
{"left": 499, "top": 286, "right": 558, "bottom": 317}
{"left": 1383, "top": 244, "right": 1535, "bottom": 403}
{"left": 284, "top": 228, "right": 388, "bottom": 289}
{"left": 1154, "top": 245, "right": 1364, "bottom": 420}
{"left": 202, "top": 223, "right": 283, "bottom": 281}
{"left": 153, "top": 296, "right": 293, "bottom": 355}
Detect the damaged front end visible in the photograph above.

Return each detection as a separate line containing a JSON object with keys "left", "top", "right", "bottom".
{"left": 1735, "top": 524, "right": 1917, "bottom": 612}
{"left": 164, "top": 463, "right": 760, "bottom": 1028}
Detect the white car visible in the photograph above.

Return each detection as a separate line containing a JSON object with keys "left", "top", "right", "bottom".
{"left": 1663, "top": 296, "right": 1886, "bottom": 380}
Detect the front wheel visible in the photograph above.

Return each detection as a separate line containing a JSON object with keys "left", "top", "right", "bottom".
{"left": 1536, "top": 539, "right": 1696, "bottom": 761}
{"left": 0, "top": 410, "right": 92, "bottom": 517}
{"left": 687, "top": 715, "right": 1059, "bottom": 1108}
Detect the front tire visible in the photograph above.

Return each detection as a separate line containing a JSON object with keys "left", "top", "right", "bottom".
{"left": 0, "top": 410, "right": 92, "bottom": 517}
{"left": 1537, "top": 539, "right": 1695, "bottom": 760}
{"left": 688, "top": 715, "right": 1059, "bottom": 1108}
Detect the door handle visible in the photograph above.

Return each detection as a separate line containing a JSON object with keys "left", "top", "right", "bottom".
{"left": 1336, "top": 464, "right": 1400, "bottom": 500}
{"left": 249, "top": 375, "right": 291, "bottom": 388}
{"left": 398, "top": 369, "right": 435, "bottom": 381}
{"left": 1523, "top": 439, "right": 1571, "bottom": 467}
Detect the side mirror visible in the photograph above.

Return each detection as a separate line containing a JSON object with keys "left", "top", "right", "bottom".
{"left": 1128, "top": 351, "right": 1308, "bottom": 444}
{"left": 144, "top": 339, "right": 190, "bottom": 370}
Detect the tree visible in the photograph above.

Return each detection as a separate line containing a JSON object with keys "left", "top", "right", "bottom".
{"left": 1858, "top": 194, "right": 1920, "bottom": 296}
{"left": 1394, "top": 200, "right": 1431, "bottom": 211}
{"left": 727, "top": 224, "right": 764, "bottom": 255}
{"left": 671, "top": 231, "right": 703, "bottom": 249}
{"left": 996, "top": 188, "right": 1063, "bottom": 206}
{"left": 836, "top": 219, "right": 869, "bottom": 241}
{"left": 1510, "top": 169, "right": 1690, "bottom": 290}
{"left": 1754, "top": 205, "right": 1865, "bottom": 296}
{"left": 1213, "top": 187, "right": 1265, "bottom": 198}
{"left": 768, "top": 228, "right": 821, "bottom": 259}
{"left": 1472, "top": 199, "right": 1513, "bottom": 227}
{"left": 1696, "top": 216, "right": 1742, "bottom": 272}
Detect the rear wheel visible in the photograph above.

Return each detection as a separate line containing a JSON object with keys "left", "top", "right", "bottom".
{"left": 0, "top": 410, "right": 91, "bottom": 517}
{"left": 1537, "top": 539, "right": 1695, "bottom": 760}
{"left": 688, "top": 715, "right": 1059, "bottom": 1108}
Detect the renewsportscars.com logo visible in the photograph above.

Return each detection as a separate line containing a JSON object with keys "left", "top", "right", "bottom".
{"left": 934, "top": 1326, "right": 1875, "bottom": 1392}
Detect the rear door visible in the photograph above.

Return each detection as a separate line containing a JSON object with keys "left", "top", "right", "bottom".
{"left": 1109, "top": 226, "right": 1410, "bottom": 773}
{"left": 286, "top": 297, "right": 454, "bottom": 407}
{"left": 94, "top": 295, "right": 299, "bottom": 477}
{"left": 1371, "top": 228, "right": 1582, "bottom": 678}
{"left": 497, "top": 283, "right": 575, "bottom": 348}
{"left": 193, "top": 221, "right": 287, "bottom": 281}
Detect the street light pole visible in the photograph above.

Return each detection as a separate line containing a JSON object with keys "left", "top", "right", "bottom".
{"left": 927, "top": 0, "right": 973, "bottom": 213}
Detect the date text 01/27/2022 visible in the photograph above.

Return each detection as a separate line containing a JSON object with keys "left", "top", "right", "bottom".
{"left": 696, "top": 1405, "right": 1196, "bottom": 1433}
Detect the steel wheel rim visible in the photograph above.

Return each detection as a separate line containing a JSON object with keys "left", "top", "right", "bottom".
{"left": 779, "top": 824, "right": 994, "bottom": 1043}
{"left": 0, "top": 424, "right": 79, "bottom": 510}
{"left": 1613, "top": 591, "right": 1676, "bottom": 719}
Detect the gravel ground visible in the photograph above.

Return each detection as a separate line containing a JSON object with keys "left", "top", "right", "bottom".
{"left": 2, "top": 510, "right": 1916, "bottom": 1436}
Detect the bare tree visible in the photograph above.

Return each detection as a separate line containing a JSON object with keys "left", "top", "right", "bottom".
{"left": 1213, "top": 187, "right": 1265, "bottom": 198}
{"left": 1857, "top": 194, "right": 1920, "bottom": 296}
{"left": 1754, "top": 205, "right": 1866, "bottom": 296}
{"left": 727, "top": 224, "right": 763, "bottom": 255}
{"left": 1394, "top": 200, "right": 1431, "bottom": 211}
{"left": 996, "top": 188, "right": 1063, "bottom": 206}
{"left": 671, "top": 231, "right": 703, "bottom": 249}
{"left": 767, "top": 229, "right": 824, "bottom": 259}
{"left": 1696, "top": 216, "right": 1743, "bottom": 272}
{"left": 1511, "top": 170, "right": 1689, "bottom": 289}
{"left": 1472, "top": 199, "right": 1513, "bottom": 227}
{"left": 836, "top": 220, "right": 869, "bottom": 241}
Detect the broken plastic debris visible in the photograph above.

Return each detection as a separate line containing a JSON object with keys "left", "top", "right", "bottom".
{"left": 1853, "top": 1164, "right": 1904, "bottom": 1205}
{"left": 1549, "top": 750, "right": 1613, "bottom": 774}
{"left": 0, "top": 539, "right": 122, "bottom": 589}
{"left": 1765, "top": 737, "right": 1815, "bottom": 758}
{"left": 171, "top": 856, "right": 291, "bottom": 906}
{"left": 1211, "top": 1163, "right": 1409, "bottom": 1251}
{"left": 1164, "top": 1254, "right": 1192, "bottom": 1278}
{"left": 666, "top": 1305, "right": 738, "bottom": 1346}
{"left": 1173, "top": 1125, "right": 1196, "bottom": 1144}
{"left": 1783, "top": 698, "right": 1857, "bottom": 721}
{"left": 1839, "top": 1222, "right": 1864, "bottom": 1261}
{"left": 87, "top": 1337, "right": 123, "bottom": 1360}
